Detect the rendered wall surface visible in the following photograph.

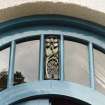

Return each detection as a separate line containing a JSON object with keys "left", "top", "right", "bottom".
{"left": 0, "top": 0, "right": 105, "bottom": 26}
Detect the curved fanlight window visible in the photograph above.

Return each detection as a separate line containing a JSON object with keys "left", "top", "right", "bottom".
{"left": 0, "top": 16, "right": 105, "bottom": 97}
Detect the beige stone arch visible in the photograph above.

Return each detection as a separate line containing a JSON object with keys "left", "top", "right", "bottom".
{"left": 0, "top": 0, "right": 105, "bottom": 26}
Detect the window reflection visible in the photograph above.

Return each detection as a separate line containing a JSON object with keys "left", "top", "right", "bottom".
{"left": 14, "top": 40, "right": 39, "bottom": 85}
{"left": 64, "top": 41, "right": 89, "bottom": 86}
{"left": 94, "top": 49, "right": 105, "bottom": 95}
{"left": 0, "top": 48, "right": 9, "bottom": 90}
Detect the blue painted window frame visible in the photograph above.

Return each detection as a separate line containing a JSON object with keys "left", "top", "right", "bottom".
{"left": 0, "top": 15, "right": 105, "bottom": 105}
{"left": 0, "top": 15, "right": 105, "bottom": 89}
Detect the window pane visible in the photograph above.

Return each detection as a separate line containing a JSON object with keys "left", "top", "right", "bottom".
{"left": 0, "top": 48, "right": 9, "bottom": 90}
{"left": 14, "top": 40, "right": 39, "bottom": 85}
{"left": 64, "top": 41, "right": 89, "bottom": 86}
{"left": 94, "top": 49, "right": 105, "bottom": 95}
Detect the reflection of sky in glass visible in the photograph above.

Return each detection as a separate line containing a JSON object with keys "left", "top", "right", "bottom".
{"left": 64, "top": 41, "right": 89, "bottom": 86}
{"left": 0, "top": 48, "right": 9, "bottom": 72}
{"left": 15, "top": 40, "right": 39, "bottom": 82}
{"left": 94, "top": 49, "right": 105, "bottom": 95}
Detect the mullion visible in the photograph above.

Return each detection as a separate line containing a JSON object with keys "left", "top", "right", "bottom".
{"left": 39, "top": 34, "right": 45, "bottom": 80}
{"left": 7, "top": 40, "right": 16, "bottom": 88}
{"left": 88, "top": 42, "right": 96, "bottom": 89}
{"left": 60, "top": 34, "right": 64, "bottom": 80}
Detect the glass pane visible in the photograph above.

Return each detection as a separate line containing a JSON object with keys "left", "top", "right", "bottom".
{"left": 14, "top": 40, "right": 39, "bottom": 85}
{"left": 94, "top": 49, "right": 105, "bottom": 95}
{"left": 0, "top": 48, "right": 9, "bottom": 91}
{"left": 64, "top": 41, "right": 89, "bottom": 86}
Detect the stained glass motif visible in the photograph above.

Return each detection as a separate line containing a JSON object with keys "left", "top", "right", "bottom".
{"left": 45, "top": 36, "right": 59, "bottom": 80}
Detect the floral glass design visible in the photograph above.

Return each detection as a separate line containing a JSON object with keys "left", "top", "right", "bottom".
{"left": 45, "top": 36, "right": 59, "bottom": 80}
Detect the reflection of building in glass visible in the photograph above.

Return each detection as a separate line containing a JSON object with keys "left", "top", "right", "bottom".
{"left": 14, "top": 71, "right": 25, "bottom": 85}
{"left": 0, "top": 71, "right": 25, "bottom": 89}
{"left": 0, "top": 71, "right": 7, "bottom": 90}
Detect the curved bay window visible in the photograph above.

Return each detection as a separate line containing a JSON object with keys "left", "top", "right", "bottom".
{"left": 0, "top": 32, "right": 105, "bottom": 95}
{"left": 0, "top": 15, "right": 105, "bottom": 105}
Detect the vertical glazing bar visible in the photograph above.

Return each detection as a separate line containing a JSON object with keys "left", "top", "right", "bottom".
{"left": 39, "top": 34, "right": 44, "bottom": 80}
{"left": 7, "top": 40, "right": 16, "bottom": 88}
{"left": 88, "top": 42, "right": 95, "bottom": 89}
{"left": 60, "top": 34, "right": 64, "bottom": 80}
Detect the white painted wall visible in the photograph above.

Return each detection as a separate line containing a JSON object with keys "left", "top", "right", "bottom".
{"left": 0, "top": 0, "right": 105, "bottom": 26}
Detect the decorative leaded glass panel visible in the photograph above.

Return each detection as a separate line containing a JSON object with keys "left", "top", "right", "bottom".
{"left": 44, "top": 35, "right": 59, "bottom": 80}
